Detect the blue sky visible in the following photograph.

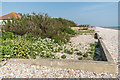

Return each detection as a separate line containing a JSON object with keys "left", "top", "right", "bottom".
{"left": 2, "top": 2, "right": 118, "bottom": 26}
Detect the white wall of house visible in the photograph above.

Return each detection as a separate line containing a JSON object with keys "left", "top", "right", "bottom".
{"left": 0, "top": 20, "right": 4, "bottom": 25}
{"left": 0, "top": 20, "right": 12, "bottom": 25}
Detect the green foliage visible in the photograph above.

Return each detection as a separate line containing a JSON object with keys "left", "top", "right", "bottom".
{"left": 1, "top": 32, "right": 65, "bottom": 60}
{"left": 76, "top": 29, "right": 95, "bottom": 35}
{"left": 74, "top": 48, "right": 79, "bottom": 51}
{"left": 90, "top": 51, "right": 97, "bottom": 58}
{"left": 64, "top": 49, "right": 73, "bottom": 55}
{"left": 2, "top": 32, "right": 14, "bottom": 40}
{"left": 64, "top": 27, "right": 76, "bottom": 35}
{"left": 78, "top": 57, "right": 83, "bottom": 60}
{"left": 90, "top": 43, "right": 96, "bottom": 47}
{"left": 83, "top": 53, "right": 88, "bottom": 57}
{"left": 76, "top": 51, "right": 82, "bottom": 56}
{"left": 1, "top": 38, "right": 33, "bottom": 60}
{"left": 86, "top": 51, "right": 93, "bottom": 54}
{"left": 88, "top": 43, "right": 99, "bottom": 59}
{"left": 2, "top": 13, "right": 76, "bottom": 43}
{"left": 89, "top": 43, "right": 98, "bottom": 51}
{"left": 54, "top": 17, "right": 76, "bottom": 27}
{"left": 61, "top": 55, "right": 66, "bottom": 59}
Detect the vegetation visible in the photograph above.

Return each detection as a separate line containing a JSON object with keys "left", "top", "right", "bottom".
{"left": 76, "top": 29, "right": 95, "bottom": 35}
{"left": 74, "top": 48, "right": 79, "bottom": 51}
{"left": 1, "top": 32, "right": 65, "bottom": 61}
{"left": 78, "top": 57, "right": 83, "bottom": 60}
{"left": 61, "top": 55, "right": 66, "bottom": 59}
{"left": 76, "top": 51, "right": 82, "bottom": 56}
{"left": 0, "top": 12, "right": 100, "bottom": 61}
{"left": 0, "top": 12, "right": 77, "bottom": 61}
{"left": 2, "top": 12, "right": 76, "bottom": 43}
{"left": 83, "top": 53, "right": 88, "bottom": 57}
{"left": 88, "top": 43, "right": 99, "bottom": 59}
{"left": 64, "top": 49, "right": 73, "bottom": 55}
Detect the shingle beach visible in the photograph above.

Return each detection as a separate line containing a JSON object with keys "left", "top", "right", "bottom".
{"left": 0, "top": 27, "right": 118, "bottom": 79}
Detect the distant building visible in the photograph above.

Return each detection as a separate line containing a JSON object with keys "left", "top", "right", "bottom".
{"left": 0, "top": 12, "right": 22, "bottom": 20}
{"left": 0, "top": 12, "right": 22, "bottom": 25}
{"left": 77, "top": 24, "right": 91, "bottom": 27}
{"left": 71, "top": 24, "right": 91, "bottom": 31}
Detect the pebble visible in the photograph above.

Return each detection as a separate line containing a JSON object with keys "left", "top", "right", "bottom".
{"left": 0, "top": 62, "right": 118, "bottom": 79}
{"left": 95, "top": 27, "right": 118, "bottom": 63}
{"left": 56, "top": 35, "right": 101, "bottom": 60}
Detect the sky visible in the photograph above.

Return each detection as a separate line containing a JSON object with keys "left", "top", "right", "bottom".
{"left": 2, "top": 2, "right": 118, "bottom": 27}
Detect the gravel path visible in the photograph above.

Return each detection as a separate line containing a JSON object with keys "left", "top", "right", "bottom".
{"left": 95, "top": 27, "right": 118, "bottom": 63}
{"left": 0, "top": 61, "right": 117, "bottom": 79}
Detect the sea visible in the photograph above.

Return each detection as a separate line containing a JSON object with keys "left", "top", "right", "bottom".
{"left": 99, "top": 26, "right": 120, "bottom": 30}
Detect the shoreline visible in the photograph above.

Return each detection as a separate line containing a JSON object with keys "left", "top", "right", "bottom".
{"left": 95, "top": 27, "right": 118, "bottom": 64}
{"left": 94, "top": 26, "right": 119, "bottom": 30}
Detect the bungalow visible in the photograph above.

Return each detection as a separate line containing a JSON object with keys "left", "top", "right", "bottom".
{"left": 0, "top": 12, "right": 22, "bottom": 25}
{"left": 0, "top": 12, "right": 22, "bottom": 20}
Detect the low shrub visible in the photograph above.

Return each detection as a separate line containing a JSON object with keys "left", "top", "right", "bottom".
{"left": 90, "top": 43, "right": 96, "bottom": 47}
{"left": 78, "top": 57, "right": 83, "bottom": 60}
{"left": 74, "top": 48, "right": 79, "bottom": 51}
{"left": 2, "top": 32, "right": 14, "bottom": 40}
{"left": 65, "top": 49, "right": 73, "bottom": 55}
{"left": 1, "top": 33, "right": 65, "bottom": 60}
{"left": 1, "top": 38, "right": 33, "bottom": 60}
{"left": 82, "top": 28, "right": 88, "bottom": 30}
{"left": 83, "top": 53, "right": 88, "bottom": 57}
{"left": 76, "top": 29, "right": 95, "bottom": 35}
{"left": 86, "top": 51, "right": 93, "bottom": 54}
{"left": 2, "top": 13, "right": 77, "bottom": 43}
{"left": 61, "top": 55, "right": 66, "bottom": 59}
{"left": 65, "top": 27, "right": 76, "bottom": 35}
{"left": 76, "top": 51, "right": 82, "bottom": 56}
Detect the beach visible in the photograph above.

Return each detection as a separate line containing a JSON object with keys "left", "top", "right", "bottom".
{"left": 95, "top": 27, "right": 118, "bottom": 63}
{"left": 0, "top": 61, "right": 117, "bottom": 78}
{"left": 0, "top": 27, "right": 118, "bottom": 78}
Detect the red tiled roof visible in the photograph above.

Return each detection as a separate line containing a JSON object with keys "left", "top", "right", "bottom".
{"left": 0, "top": 12, "right": 22, "bottom": 20}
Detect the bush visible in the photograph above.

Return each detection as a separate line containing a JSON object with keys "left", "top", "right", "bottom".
{"left": 2, "top": 13, "right": 76, "bottom": 43}
{"left": 78, "top": 57, "right": 83, "bottom": 60}
{"left": 76, "top": 51, "right": 82, "bottom": 56}
{"left": 1, "top": 38, "right": 33, "bottom": 60}
{"left": 83, "top": 53, "right": 88, "bottom": 57}
{"left": 86, "top": 51, "right": 93, "bottom": 54}
{"left": 64, "top": 49, "right": 73, "bottom": 55}
{"left": 2, "top": 32, "right": 14, "bottom": 40}
{"left": 65, "top": 27, "right": 76, "bottom": 35}
{"left": 74, "top": 48, "right": 79, "bottom": 51}
{"left": 90, "top": 43, "right": 96, "bottom": 47}
{"left": 61, "top": 55, "right": 66, "bottom": 59}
